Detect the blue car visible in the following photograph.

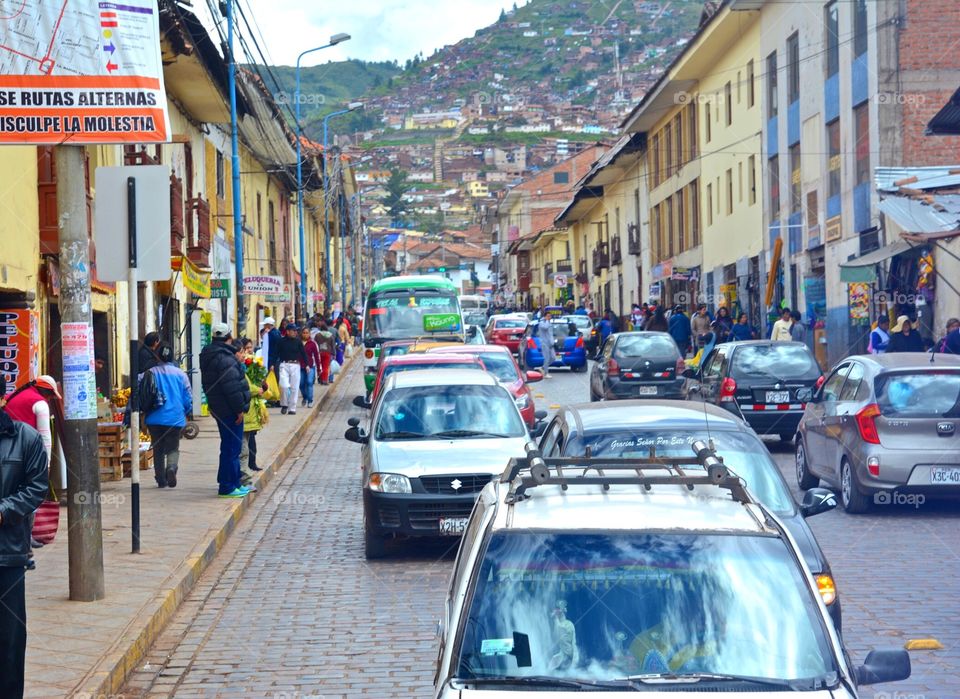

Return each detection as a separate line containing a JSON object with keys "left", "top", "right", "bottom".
{"left": 521, "top": 316, "right": 589, "bottom": 372}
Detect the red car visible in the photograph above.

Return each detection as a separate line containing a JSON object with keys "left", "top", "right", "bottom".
{"left": 428, "top": 344, "right": 543, "bottom": 428}
{"left": 484, "top": 315, "right": 529, "bottom": 354}
{"left": 371, "top": 353, "right": 485, "bottom": 404}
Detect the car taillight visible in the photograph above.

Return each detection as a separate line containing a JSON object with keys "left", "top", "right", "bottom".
{"left": 856, "top": 403, "right": 882, "bottom": 444}
{"left": 364, "top": 349, "right": 374, "bottom": 359}
{"left": 675, "top": 357, "right": 685, "bottom": 374}
{"left": 575, "top": 335, "right": 584, "bottom": 348}
{"left": 719, "top": 377, "right": 737, "bottom": 402}
{"left": 607, "top": 358, "right": 620, "bottom": 375}
{"left": 816, "top": 574, "right": 837, "bottom": 606}
{"left": 526, "top": 338, "right": 537, "bottom": 349}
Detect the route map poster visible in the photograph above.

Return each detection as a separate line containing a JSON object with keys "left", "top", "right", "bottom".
{"left": 0, "top": 0, "right": 170, "bottom": 143}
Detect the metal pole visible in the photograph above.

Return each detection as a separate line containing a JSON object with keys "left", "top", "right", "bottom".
{"left": 56, "top": 145, "right": 105, "bottom": 601}
{"left": 227, "top": 0, "right": 244, "bottom": 327}
{"left": 353, "top": 193, "right": 361, "bottom": 305}
{"left": 340, "top": 189, "right": 346, "bottom": 306}
{"left": 323, "top": 116, "right": 331, "bottom": 309}
{"left": 126, "top": 178, "right": 141, "bottom": 553}
{"left": 295, "top": 54, "right": 307, "bottom": 314}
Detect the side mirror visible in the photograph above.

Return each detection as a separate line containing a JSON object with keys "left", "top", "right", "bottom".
{"left": 347, "top": 416, "right": 361, "bottom": 427}
{"left": 534, "top": 410, "right": 548, "bottom": 421}
{"left": 856, "top": 649, "right": 911, "bottom": 685}
{"left": 525, "top": 370, "right": 543, "bottom": 383}
{"left": 531, "top": 422, "right": 547, "bottom": 438}
{"left": 352, "top": 395, "right": 371, "bottom": 409}
{"left": 344, "top": 426, "right": 368, "bottom": 444}
{"left": 800, "top": 487, "right": 837, "bottom": 517}
{"left": 467, "top": 326, "right": 478, "bottom": 337}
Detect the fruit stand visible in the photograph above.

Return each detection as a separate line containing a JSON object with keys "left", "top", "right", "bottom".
{"left": 99, "top": 389, "right": 152, "bottom": 482}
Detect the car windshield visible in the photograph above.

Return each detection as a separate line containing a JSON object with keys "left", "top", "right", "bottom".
{"left": 550, "top": 320, "right": 581, "bottom": 340}
{"left": 382, "top": 360, "right": 480, "bottom": 384}
{"left": 731, "top": 345, "right": 821, "bottom": 381}
{"left": 364, "top": 290, "right": 461, "bottom": 340}
{"left": 875, "top": 370, "right": 960, "bottom": 418}
{"left": 496, "top": 319, "right": 527, "bottom": 329}
{"left": 472, "top": 353, "right": 520, "bottom": 383}
{"left": 614, "top": 334, "right": 679, "bottom": 360}
{"left": 375, "top": 384, "right": 526, "bottom": 439}
{"left": 464, "top": 313, "right": 487, "bottom": 326}
{"left": 561, "top": 315, "right": 593, "bottom": 330}
{"left": 455, "top": 531, "right": 838, "bottom": 687}
{"left": 567, "top": 430, "right": 795, "bottom": 515}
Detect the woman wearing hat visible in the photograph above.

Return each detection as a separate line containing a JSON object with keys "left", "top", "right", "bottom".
{"left": 887, "top": 315, "right": 924, "bottom": 353}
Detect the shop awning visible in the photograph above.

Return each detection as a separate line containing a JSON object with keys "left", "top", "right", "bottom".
{"left": 838, "top": 240, "right": 914, "bottom": 283}
{"left": 878, "top": 196, "right": 960, "bottom": 236}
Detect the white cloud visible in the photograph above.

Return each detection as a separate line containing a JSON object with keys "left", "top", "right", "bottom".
{"left": 242, "top": 0, "right": 508, "bottom": 66}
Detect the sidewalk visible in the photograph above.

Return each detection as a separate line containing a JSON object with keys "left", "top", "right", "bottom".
{"left": 23, "top": 359, "right": 357, "bottom": 699}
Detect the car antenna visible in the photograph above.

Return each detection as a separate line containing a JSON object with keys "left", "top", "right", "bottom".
{"left": 696, "top": 350, "right": 716, "bottom": 452}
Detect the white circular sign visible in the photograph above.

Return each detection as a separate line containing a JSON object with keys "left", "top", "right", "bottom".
{"left": 554, "top": 274, "right": 568, "bottom": 288}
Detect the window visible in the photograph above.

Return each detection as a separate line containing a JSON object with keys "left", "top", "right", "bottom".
{"left": 738, "top": 161, "right": 744, "bottom": 203}
{"left": 268, "top": 200, "right": 277, "bottom": 273}
{"left": 786, "top": 33, "right": 800, "bottom": 104}
{"left": 652, "top": 203, "right": 661, "bottom": 259}
{"left": 666, "top": 194, "right": 675, "bottom": 257}
{"left": 854, "top": 0, "right": 868, "bottom": 58}
{"left": 673, "top": 113, "right": 683, "bottom": 169}
{"left": 747, "top": 59, "right": 755, "bottom": 107}
{"left": 807, "top": 190, "right": 819, "bottom": 236}
{"left": 706, "top": 182, "right": 714, "bottom": 226}
{"left": 839, "top": 363, "right": 865, "bottom": 401}
{"left": 827, "top": 119, "right": 841, "bottom": 198}
{"left": 748, "top": 155, "right": 757, "bottom": 205}
{"left": 676, "top": 188, "right": 685, "bottom": 252}
{"left": 651, "top": 133, "right": 661, "bottom": 187}
{"left": 664, "top": 122, "right": 673, "bottom": 178}
{"left": 767, "top": 51, "right": 778, "bottom": 117}
{"left": 825, "top": 1, "right": 839, "bottom": 78}
{"left": 789, "top": 143, "right": 801, "bottom": 213}
{"left": 633, "top": 188, "right": 641, "bottom": 226}
{"left": 215, "top": 150, "right": 225, "bottom": 199}
{"left": 704, "top": 102, "right": 712, "bottom": 142}
{"left": 689, "top": 181, "right": 700, "bottom": 247}
{"left": 725, "top": 168, "right": 733, "bottom": 215}
{"left": 615, "top": 206, "right": 621, "bottom": 241}
{"left": 725, "top": 82, "right": 733, "bottom": 125}
{"left": 854, "top": 103, "right": 870, "bottom": 185}
{"left": 737, "top": 71, "right": 742, "bottom": 103}
{"left": 687, "top": 103, "right": 698, "bottom": 160}
{"left": 553, "top": 170, "right": 569, "bottom": 185}
{"left": 256, "top": 192, "right": 262, "bottom": 238}
{"left": 768, "top": 155, "right": 780, "bottom": 223}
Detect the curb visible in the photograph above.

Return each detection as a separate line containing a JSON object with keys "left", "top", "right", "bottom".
{"left": 74, "top": 356, "right": 358, "bottom": 698}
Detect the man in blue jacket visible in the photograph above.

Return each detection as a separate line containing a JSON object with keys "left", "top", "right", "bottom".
{"left": 143, "top": 344, "right": 194, "bottom": 488}
{"left": 668, "top": 305, "right": 692, "bottom": 356}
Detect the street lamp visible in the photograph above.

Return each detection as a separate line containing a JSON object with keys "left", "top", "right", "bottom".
{"left": 322, "top": 101, "right": 363, "bottom": 308}
{"left": 295, "top": 33, "right": 351, "bottom": 315}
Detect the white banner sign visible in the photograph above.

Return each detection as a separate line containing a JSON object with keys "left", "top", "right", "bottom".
{"left": 242, "top": 275, "right": 284, "bottom": 295}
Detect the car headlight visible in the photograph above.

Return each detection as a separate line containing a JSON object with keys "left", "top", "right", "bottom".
{"left": 816, "top": 574, "right": 837, "bottom": 606}
{"left": 368, "top": 472, "right": 412, "bottom": 494}
{"left": 515, "top": 394, "right": 530, "bottom": 410}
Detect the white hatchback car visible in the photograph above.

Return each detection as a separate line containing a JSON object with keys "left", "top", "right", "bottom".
{"left": 346, "top": 369, "right": 533, "bottom": 559}
{"left": 433, "top": 443, "right": 911, "bottom": 696}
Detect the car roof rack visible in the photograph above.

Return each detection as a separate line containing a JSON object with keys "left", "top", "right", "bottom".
{"left": 500, "top": 440, "right": 753, "bottom": 505}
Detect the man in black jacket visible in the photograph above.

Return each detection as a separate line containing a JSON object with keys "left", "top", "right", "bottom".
{"left": 199, "top": 324, "right": 251, "bottom": 498}
{"left": 0, "top": 375, "right": 49, "bottom": 699}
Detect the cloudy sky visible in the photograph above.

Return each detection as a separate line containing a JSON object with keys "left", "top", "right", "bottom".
{"left": 240, "top": 0, "right": 510, "bottom": 66}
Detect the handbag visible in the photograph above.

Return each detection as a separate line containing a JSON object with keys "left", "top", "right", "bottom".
{"left": 263, "top": 371, "right": 281, "bottom": 401}
{"left": 330, "top": 359, "right": 341, "bottom": 376}
{"left": 345, "top": 343, "right": 354, "bottom": 358}
{"left": 32, "top": 485, "right": 60, "bottom": 545}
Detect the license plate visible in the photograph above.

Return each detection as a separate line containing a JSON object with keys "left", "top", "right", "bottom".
{"left": 930, "top": 467, "right": 960, "bottom": 484}
{"left": 766, "top": 391, "right": 790, "bottom": 403}
{"left": 439, "top": 517, "right": 469, "bottom": 536}
{"left": 637, "top": 386, "right": 658, "bottom": 396}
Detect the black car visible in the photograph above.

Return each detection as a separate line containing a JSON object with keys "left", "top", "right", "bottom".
{"left": 590, "top": 331, "right": 687, "bottom": 401}
{"left": 538, "top": 400, "right": 842, "bottom": 630}
{"left": 687, "top": 340, "right": 823, "bottom": 441}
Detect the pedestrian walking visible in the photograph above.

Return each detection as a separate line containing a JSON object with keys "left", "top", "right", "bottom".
{"left": 935, "top": 317, "right": 960, "bottom": 354}
{"left": 141, "top": 344, "right": 192, "bottom": 489}
{"left": 887, "top": 315, "right": 925, "bottom": 353}
{"left": 789, "top": 311, "right": 807, "bottom": 344}
{"left": 300, "top": 327, "right": 320, "bottom": 409}
{"left": 238, "top": 338, "right": 269, "bottom": 486}
{"left": 315, "top": 321, "right": 335, "bottom": 385}
{"left": 668, "top": 305, "right": 691, "bottom": 355}
{"left": 646, "top": 306, "right": 669, "bottom": 332}
{"left": 869, "top": 315, "right": 890, "bottom": 354}
{"left": 199, "top": 323, "right": 251, "bottom": 498}
{"left": 714, "top": 307, "right": 734, "bottom": 342}
{"left": 730, "top": 313, "right": 755, "bottom": 342}
{"left": 770, "top": 307, "right": 794, "bottom": 341}
{"left": 336, "top": 318, "right": 350, "bottom": 365}
{"left": 277, "top": 323, "right": 307, "bottom": 415}
{"left": 691, "top": 304, "right": 712, "bottom": 349}
{"left": 139, "top": 331, "right": 162, "bottom": 373}
{"left": 0, "top": 374, "right": 49, "bottom": 699}
{"left": 537, "top": 318, "right": 556, "bottom": 378}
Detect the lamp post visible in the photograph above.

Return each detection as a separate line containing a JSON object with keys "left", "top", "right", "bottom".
{"left": 296, "top": 33, "right": 350, "bottom": 316}
{"left": 322, "top": 101, "right": 363, "bottom": 308}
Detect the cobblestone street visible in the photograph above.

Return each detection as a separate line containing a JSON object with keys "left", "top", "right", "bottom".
{"left": 122, "top": 363, "right": 959, "bottom": 698}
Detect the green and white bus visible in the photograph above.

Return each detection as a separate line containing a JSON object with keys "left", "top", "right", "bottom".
{"left": 361, "top": 275, "right": 464, "bottom": 393}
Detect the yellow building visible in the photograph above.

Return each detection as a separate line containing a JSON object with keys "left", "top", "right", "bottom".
{"left": 621, "top": 4, "right": 762, "bottom": 317}
{"left": 466, "top": 180, "right": 489, "bottom": 198}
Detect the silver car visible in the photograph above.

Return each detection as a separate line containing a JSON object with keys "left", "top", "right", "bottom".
{"left": 345, "top": 368, "right": 533, "bottom": 558}
{"left": 796, "top": 353, "right": 960, "bottom": 513}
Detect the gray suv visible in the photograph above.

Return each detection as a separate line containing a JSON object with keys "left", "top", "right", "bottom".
{"left": 796, "top": 353, "right": 960, "bottom": 513}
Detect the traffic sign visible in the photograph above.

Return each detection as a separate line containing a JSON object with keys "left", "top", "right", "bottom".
{"left": 554, "top": 274, "right": 568, "bottom": 288}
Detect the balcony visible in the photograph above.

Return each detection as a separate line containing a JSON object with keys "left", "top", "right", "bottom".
{"left": 556, "top": 259, "right": 573, "bottom": 274}
{"left": 592, "top": 243, "right": 610, "bottom": 275}
{"left": 611, "top": 236, "right": 622, "bottom": 266}
{"left": 170, "top": 174, "right": 185, "bottom": 256}
{"left": 628, "top": 223, "right": 641, "bottom": 255}
{"left": 186, "top": 195, "right": 211, "bottom": 268}
{"left": 517, "top": 272, "right": 531, "bottom": 292}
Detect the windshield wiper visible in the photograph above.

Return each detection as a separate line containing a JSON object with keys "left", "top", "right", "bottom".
{"left": 431, "top": 429, "right": 510, "bottom": 438}
{"left": 378, "top": 431, "right": 425, "bottom": 440}
{"left": 466, "top": 675, "right": 630, "bottom": 691}
{"left": 621, "top": 672, "right": 831, "bottom": 691}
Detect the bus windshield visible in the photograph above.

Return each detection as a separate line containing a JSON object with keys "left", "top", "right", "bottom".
{"left": 364, "top": 289, "right": 462, "bottom": 342}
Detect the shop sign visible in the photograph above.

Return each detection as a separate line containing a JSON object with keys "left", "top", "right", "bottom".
{"left": 649, "top": 283, "right": 662, "bottom": 300}
{"left": 0, "top": 310, "right": 39, "bottom": 398}
{"left": 671, "top": 266, "right": 700, "bottom": 282}
{"left": 242, "top": 275, "right": 284, "bottom": 295}
{"left": 210, "top": 277, "right": 231, "bottom": 299}
{"left": 265, "top": 284, "right": 292, "bottom": 303}
{"left": 172, "top": 255, "right": 211, "bottom": 298}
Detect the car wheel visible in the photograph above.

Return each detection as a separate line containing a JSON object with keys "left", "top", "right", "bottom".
{"left": 363, "top": 516, "right": 388, "bottom": 559}
{"left": 795, "top": 439, "right": 818, "bottom": 490}
{"left": 840, "top": 459, "right": 870, "bottom": 514}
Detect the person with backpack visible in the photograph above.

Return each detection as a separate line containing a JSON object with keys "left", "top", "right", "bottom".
{"left": 315, "top": 320, "right": 336, "bottom": 385}
{"left": 199, "top": 324, "right": 251, "bottom": 498}
{"left": 141, "top": 344, "right": 193, "bottom": 489}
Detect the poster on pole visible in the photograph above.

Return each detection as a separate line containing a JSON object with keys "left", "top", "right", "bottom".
{"left": 62, "top": 321, "right": 98, "bottom": 420}
{"left": 0, "top": 0, "right": 171, "bottom": 144}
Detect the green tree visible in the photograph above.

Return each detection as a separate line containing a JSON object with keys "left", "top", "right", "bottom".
{"left": 384, "top": 168, "right": 412, "bottom": 224}
{"left": 416, "top": 210, "right": 445, "bottom": 236}
{"left": 499, "top": 8, "right": 507, "bottom": 21}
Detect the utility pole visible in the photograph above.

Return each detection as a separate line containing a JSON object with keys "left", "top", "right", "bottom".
{"left": 353, "top": 192, "right": 361, "bottom": 304}
{"left": 226, "top": 0, "right": 245, "bottom": 327}
{"left": 57, "top": 145, "right": 105, "bottom": 602}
